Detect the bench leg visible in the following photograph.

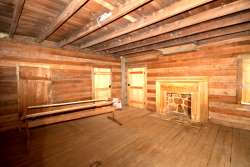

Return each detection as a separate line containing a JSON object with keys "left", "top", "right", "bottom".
{"left": 107, "top": 110, "right": 122, "bottom": 126}
{"left": 18, "top": 121, "right": 22, "bottom": 132}
{"left": 25, "top": 121, "right": 30, "bottom": 152}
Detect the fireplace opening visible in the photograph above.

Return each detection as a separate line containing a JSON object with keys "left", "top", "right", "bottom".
{"left": 164, "top": 93, "right": 192, "bottom": 121}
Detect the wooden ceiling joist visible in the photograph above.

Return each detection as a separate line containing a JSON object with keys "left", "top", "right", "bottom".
{"left": 37, "top": 0, "right": 89, "bottom": 43}
{"left": 157, "top": 43, "right": 198, "bottom": 55}
{"left": 198, "top": 32, "right": 250, "bottom": 46}
{"left": 9, "top": 0, "right": 25, "bottom": 38}
{"left": 94, "top": 0, "right": 250, "bottom": 52}
{"left": 198, "top": 36, "right": 250, "bottom": 48}
{"left": 94, "top": 0, "right": 137, "bottom": 22}
{"left": 115, "top": 23, "right": 250, "bottom": 56}
{"left": 107, "top": 10, "right": 250, "bottom": 54}
{"left": 79, "top": 0, "right": 214, "bottom": 49}
{"left": 58, "top": 0, "right": 152, "bottom": 47}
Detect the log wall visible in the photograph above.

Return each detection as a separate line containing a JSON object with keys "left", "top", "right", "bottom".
{"left": 126, "top": 43, "right": 250, "bottom": 130}
{"left": 0, "top": 39, "right": 121, "bottom": 131}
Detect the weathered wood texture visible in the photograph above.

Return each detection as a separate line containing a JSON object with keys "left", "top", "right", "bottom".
{"left": 37, "top": 0, "right": 89, "bottom": 42}
{"left": 80, "top": 0, "right": 214, "bottom": 48}
{"left": 58, "top": 0, "right": 152, "bottom": 47}
{"left": 94, "top": 2, "right": 250, "bottom": 52}
{"left": 0, "top": 66, "right": 19, "bottom": 131}
{"left": 9, "top": 0, "right": 25, "bottom": 38}
{"left": 127, "top": 44, "right": 250, "bottom": 130}
{"left": 0, "top": 108, "right": 250, "bottom": 167}
{"left": 0, "top": 39, "right": 121, "bottom": 131}
{"left": 115, "top": 26, "right": 250, "bottom": 56}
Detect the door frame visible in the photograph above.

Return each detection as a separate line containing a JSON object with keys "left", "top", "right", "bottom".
{"left": 92, "top": 67, "right": 112, "bottom": 100}
{"left": 127, "top": 67, "right": 147, "bottom": 108}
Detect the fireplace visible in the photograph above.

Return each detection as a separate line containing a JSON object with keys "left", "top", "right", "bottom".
{"left": 156, "top": 77, "right": 208, "bottom": 123}
{"left": 164, "top": 93, "right": 192, "bottom": 119}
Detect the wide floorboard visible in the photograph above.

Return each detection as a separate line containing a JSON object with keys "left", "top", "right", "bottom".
{"left": 0, "top": 107, "right": 250, "bottom": 167}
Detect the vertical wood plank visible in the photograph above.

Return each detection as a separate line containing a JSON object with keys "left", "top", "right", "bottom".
{"left": 121, "top": 56, "right": 127, "bottom": 106}
{"left": 236, "top": 55, "right": 243, "bottom": 104}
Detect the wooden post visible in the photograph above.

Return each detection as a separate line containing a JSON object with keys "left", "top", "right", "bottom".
{"left": 121, "top": 56, "right": 127, "bottom": 106}
{"left": 236, "top": 55, "right": 243, "bottom": 104}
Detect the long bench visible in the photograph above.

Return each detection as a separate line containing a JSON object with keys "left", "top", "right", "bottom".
{"left": 20, "top": 99, "right": 122, "bottom": 150}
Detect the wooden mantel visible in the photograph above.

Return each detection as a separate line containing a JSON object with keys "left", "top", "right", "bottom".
{"left": 156, "top": 76, "right": 208, "bottom": 123}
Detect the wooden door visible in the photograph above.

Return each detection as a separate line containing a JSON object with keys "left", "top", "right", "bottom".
{"left": 242, "top": 57, "right": 250, "bottom": 104}
{"left": 19, "top": 66, "right": 51, "bottom": 114}
{"left": 127, "top": 67, "right": 146, "bottom": 108}
{"left": 93, "top": 68, "right": 112, "bottom": 100}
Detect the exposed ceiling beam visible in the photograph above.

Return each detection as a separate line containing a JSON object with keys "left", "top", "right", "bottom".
{"left": 9, "top": 0, "right": 25, "bottom": 38}
{"left": 198, "top": 36, "right": 250, "bottom": 48}
{"left": 94, "top": 0, "right": 137, "bottom": 22}
{"left": 79, "top": 0, "right": 214, "bottom": 49}
{"left": 107, "top": 10, "right": 250, "bottom": 53}
{"left": 37, "top": 0, "right": 89, "bottom": 43}
{"left": 94, "top": 0, "right": 250, "bottom": 52}
{"left": 198, "top": 33, "right": 250, "bottom": 47}
{"left": 157, "top": 43, "right": 198, "bottom": 55}
{"left": 58, "top": 0, "right": 152, "bottom": 47}
{"left": 114, "top": 23, "right": 250, "bottom": 56}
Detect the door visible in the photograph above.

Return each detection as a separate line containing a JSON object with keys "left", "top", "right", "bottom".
{"left": 93, "top": 68, "right": 112, "bottom": 100}
{"left": 19, "top": 66, "right": 51, "bottom": 114}
{"left": 127, "top": 67, "right": 146, "bottom": 108}
{"left": 242, "top": 57, "right": 250, "bottom": 104}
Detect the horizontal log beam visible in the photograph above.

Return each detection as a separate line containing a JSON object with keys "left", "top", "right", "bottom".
{"left": 198, "top": 36, "right": 250, "bottom": 48}
{"left": 115, "top": 23, "right": 250, "bottom": 56}
{"left": 96, "top": 0, "right": 250, "bottom": 52}
{"left": 107, "top": 10, "right": 250, "bottom": 53}
{"left": 37, "top": 0, "right": 89, "bottom": 43}
{"left": 9, "top": 0, "right": 25, "bottom": 38}
{"left": 157, "top": 44, "right": 198, "bottom": 55}
{"left": 94, "top": 0, "right": 137, "bottom": 22}
{"left": 79, "top": 0, "right": 214, "bottom": 49}
{"left": 58, "top": 0, "right": 152, "bottom": 47}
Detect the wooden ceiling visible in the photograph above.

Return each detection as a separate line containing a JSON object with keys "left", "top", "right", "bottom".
{"left": 0, "top": 0, "right": 249, "bottom": 57}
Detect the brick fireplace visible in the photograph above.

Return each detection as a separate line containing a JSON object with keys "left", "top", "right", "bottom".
{"left": 156, "top": 77, "right": 209, "bottom": 123}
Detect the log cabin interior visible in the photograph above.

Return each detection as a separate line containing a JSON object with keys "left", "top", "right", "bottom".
{"left": 0, "top": 0, "right": 250, "bottom": 166}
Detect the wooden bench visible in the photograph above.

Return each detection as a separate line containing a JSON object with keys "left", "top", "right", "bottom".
{"left": 20, "top": 99, "right": 122, "bottom": 150}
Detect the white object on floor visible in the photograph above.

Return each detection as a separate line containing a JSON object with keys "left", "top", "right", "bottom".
{"left": 113, "top": 98, "right": 122, "bottom": 109}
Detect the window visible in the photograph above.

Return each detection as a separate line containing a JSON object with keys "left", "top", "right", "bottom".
{"left": 242, "top": 56, "right": 250, "bottom": 104}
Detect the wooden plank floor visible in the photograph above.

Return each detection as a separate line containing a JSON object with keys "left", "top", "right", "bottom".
{"left": 0, "top": 107, "right": 250, "bottom": 167}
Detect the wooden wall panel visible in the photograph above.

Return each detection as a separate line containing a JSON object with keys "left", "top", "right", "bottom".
{"left": 51, "top": 68, "right": 92, "bottom": 103}
{"left": 127, "top": 44, "right": 250, "bottom": 130}
{"left": 112, "top": 70, "right": 121, "bottom": 98}
{"left": 0, "top": 66, "right": 18, "bottom": 131}
{"left": 0, "top": 39, "right": 121, "bottom": 131}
